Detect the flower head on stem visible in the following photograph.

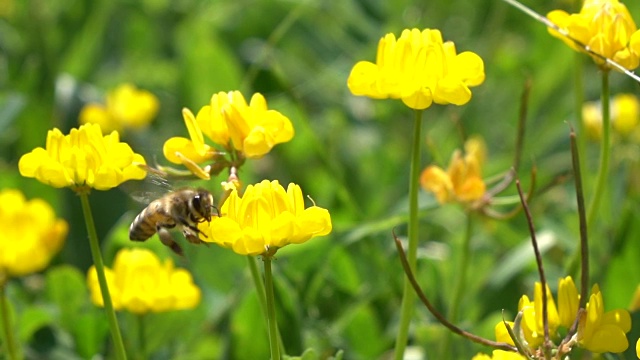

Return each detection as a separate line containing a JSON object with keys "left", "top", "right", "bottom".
{"left": 18, "top": 123, "right": 147, "bottom": 192}
{"left": 347, "top": 28, "right": 485, "bottom": 109}
{"left": 163, "top": 91, "right": 294, "bottom": 179}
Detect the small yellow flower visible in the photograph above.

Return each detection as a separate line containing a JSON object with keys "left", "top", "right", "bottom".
{"left": 163, "top": 91, "right": 294, "bottom": 176}
{"left": 558, "top": 276, "right": 580, "bottom": 328}
{"left": 0, "top": 189, "right": 68, "bottom": 277}
{"left": 79, "top": 83, "right": 159, "bottom": 133}
{"left": 202, "top": 180, "right": 332, "bottom": 256}
{"left": 577, "top": 284, "right": 631, "bottom": 353}
{"left": 471, "top": 350, "right": 527, "bottom": 360}
{"left": 582, "top": 93, "right": 640, "bottom": 140}
{"left": 518, "top": 282, "right": 560, "bottom": 348}
{"left": 548, "top": 0, "right": 640, "bottom": 70}
{"left": 347, "top": 28, "right": 485, "bottom": 109}
{"left": 494, "top": 320, "right": 516, "bottom": 345}
{"left": 19, "top": 123, "right": 147, "bottom": 191}
{"left": 636, "top": 337, "right": 639, "bottom": 358}
{"left": 87, "top": 248, "right": 201, "bottom": 314}
{"left": 420, "top": 136, "right": 486, "bottom": 204}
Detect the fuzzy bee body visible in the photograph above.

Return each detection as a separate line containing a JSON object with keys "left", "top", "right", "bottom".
{"left": 129, "top": 188, "right": 215, "bottom": 256}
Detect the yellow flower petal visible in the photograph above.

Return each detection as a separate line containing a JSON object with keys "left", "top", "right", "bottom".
{"left": 202, "top": 180, "right": 331, "bottom": 256}
{"left": 20, "top": 124, "right": 147, "bottom": 191}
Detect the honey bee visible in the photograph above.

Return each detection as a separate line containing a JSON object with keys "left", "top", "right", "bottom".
{"left": 129, "top": 188, "right": 216, "bottom": 256}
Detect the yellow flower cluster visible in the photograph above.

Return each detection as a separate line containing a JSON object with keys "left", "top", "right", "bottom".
{"left": 87, "top": 248, "right": 201, "bottom": 314}
{"left": 548, "top": 0, "right": 640, "bottom": 70}
{"left": 496, "top": 277, "right": 631, "bottom": 354}
{"left": 420, "top": 137, "right": 486, "bottom": 204}
{"left": 163, "top": 91, "right": 294, "bottom": 179}
{"left": 471, "top": 350, "right": 526, "bottom": 360}
{"left": 19, "top": 123, "right": 147, "bottom": 191}
{"left": 79, "top": 83, "right": 159, "bottom": 133}
{"left": 582, "top": 93, "right": 640, "bottom": 140}
{"left": 0, "top": 189, "right": 67, "bottom": 277}
{"left": 201, "top": 180, "right": 332, "bottom": 256}
{"left": 347, "top": 28, "right": 485, "bottom": 109}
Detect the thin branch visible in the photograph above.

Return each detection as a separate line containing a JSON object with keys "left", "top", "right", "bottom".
{"left": 515, "top": 180, "right": 551, "bottom": 355}
{"left": 570, "top": 127, "right": 590, "bottom": 308}
{"left": 393, "top": 231, "right": 517, "bottom": 352}
{"left": 513, "top": 79, "right": 531, "bottom": 174}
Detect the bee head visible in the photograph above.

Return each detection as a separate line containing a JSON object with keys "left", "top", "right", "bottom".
{"left": 193, "top": 188, "right": 215, "bottom": 222}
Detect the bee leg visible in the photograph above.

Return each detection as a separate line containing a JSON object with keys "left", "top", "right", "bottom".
{"left": 157, "top": 227, "right": 184, "bottom": 256}
{"left": 183, "top": 227, "right": 208, "bottom": 246}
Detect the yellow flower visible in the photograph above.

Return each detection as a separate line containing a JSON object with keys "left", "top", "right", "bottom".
{"left": 347, "top": 28, "right": 485, "bottom": 109}
{"left": 557, "top": 276, "right": 580, "bottom": 328}
{"left": 19, "top": 123, "right": 147, "bottom": 191}
{"left": 495, "top": 320, "right": 516, "bottom": 345}
{"left": 79, "top": 83, "right": 159, "bottom": 133}
{"left": 577, "top": 284, "right": 631, "bottom": 353}
{"left": 471, "top": 350, "right": 527, "bottom": 360}
{"left": 636, "top": 337, "right": 640, "bottom": 358}
{"left": 0, "top": 189, "right": 67, "bottom": 277}
{"left": 87, "top": 248, "right": 201, "bottom": 314}
{"left": 518, "top": 282, "right": 560, "bottom": 348}
{"left": 420, "top": 136, "right": 486, "bottom": 204}
{"left": 548, "top": 0, "right": 640, "bottom": 70}
{"left": 582, "top": 93, "right": 640, "bottom": 140}
{"left": 163, "top": 91, "right": 294, "bottom": 175}
{"left": 202, "top": 180, "right": 332, "bottom": 256}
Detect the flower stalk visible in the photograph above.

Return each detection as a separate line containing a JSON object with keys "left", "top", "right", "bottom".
{"left": 248, "top": 256, "right": 285, "bottom": 352}
{"left": 80, "top": 193, "right": 127, "bottom": 360}
{"left": 393, "top": 109, "right": 423, "bottom": 360}
{"left": 263, "top": 255, "right": 280, "bottom": 360}
{"left": 0, "top": 280, "right": 20, "bottom": 360}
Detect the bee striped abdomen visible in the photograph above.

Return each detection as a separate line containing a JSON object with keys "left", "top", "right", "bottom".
{"left": 129, "top": 201, "right": 173, "bottom": 241}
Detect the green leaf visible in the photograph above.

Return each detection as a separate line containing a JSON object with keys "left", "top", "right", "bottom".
{"left": 18, "top": 307, "right": 54, "bottom": 343}
{"left": 45, "top": 265, "right": 89, "bottom": 330}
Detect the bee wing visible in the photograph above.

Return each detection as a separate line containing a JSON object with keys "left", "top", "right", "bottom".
{"left": 121, "top": 170, "right": 174, "bottom": 205}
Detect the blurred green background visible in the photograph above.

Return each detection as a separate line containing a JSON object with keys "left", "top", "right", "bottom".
{"left": 1, "top": 0, "right": 640, "bottom": 359}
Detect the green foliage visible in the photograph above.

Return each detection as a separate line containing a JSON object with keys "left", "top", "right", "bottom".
{"left": 2, "top": 0, "right": 640, "bottom": 359}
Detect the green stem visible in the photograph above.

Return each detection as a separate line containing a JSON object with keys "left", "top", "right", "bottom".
{"left": 0, "top": 282, "right": 20, "bottom": 360}
{"left": 262, "top": 256, "right": 280, "bottom": 360}
{"left": 248, "top": 256, "right": 285, "bottom": 352}
{"left": 586, "top": 70, "right": 610, "bottom": 230}
{"left": 137, "top": 314, "right": 146, "bottom": 360}
{"left": 441, "top": 213, "right": 473, "bottom": 358}
{"left": 393, "top": 109, "right": 423, "bottom": 360}
{"left": 79, "top": 193, "right": 127, "bottom": 360}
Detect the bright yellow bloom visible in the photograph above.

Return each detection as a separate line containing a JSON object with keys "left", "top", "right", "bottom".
{"left": 558, "top": 276, "right": 580, "bottom": 328}
{"left": 202, "top": 180, "right": 332, "bottom": 256}
{"left": 636, "top": 337, "right": 640, "bottom": 358}
{"left": 548, "top": 0, "right": 640, "bottom": 70}
{"left": 163, "top": 91, "right": 294, "bottom": 176}
{"left": 79, "top": 83, "right": 159, "bottom": 133}
{"left": 518, "top": 282, "right": 560, "bottom": 348}
{"left": 87, "top": 248, "right": 201, "bottom": 314}
{"left": 471, "top": 350, "right": 527, "bottom": 360}
{"left": 19, "top": 123, "right": 147, "bottom": 191}
{"left": 347, "top": 28, "right": 485, "bottom": 109}
{"left": 577, "top": 284, "right": 631, "bottom": 353}
{"left": 495, "top": 320, "right": 516, "bottom": 345}
{"left": 0, "top": 189, "right": 67, "bottom": 277}
{"left": 420, "top": 136, "right": 486, "bottom": 204}
{"left": 582, "top": 93, "right": 640, "bottom": 140}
